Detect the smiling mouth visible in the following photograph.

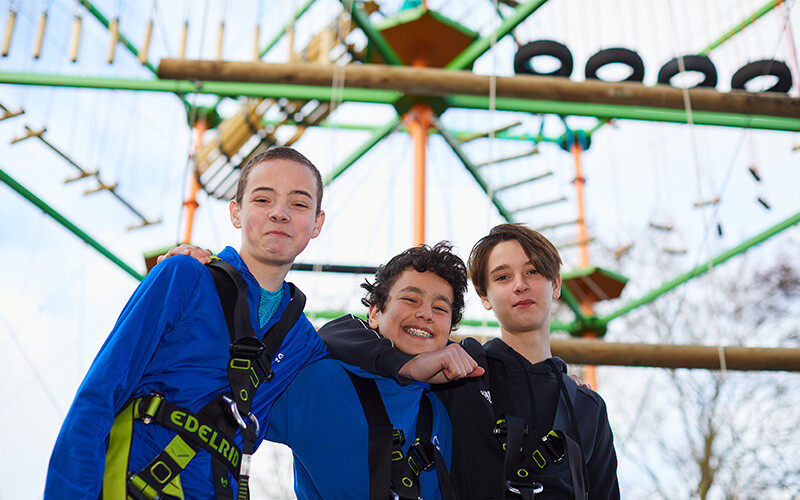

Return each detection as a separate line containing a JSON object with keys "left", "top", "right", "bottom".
{"left": 403, "top": 327, "right": 433, "bottom": 339}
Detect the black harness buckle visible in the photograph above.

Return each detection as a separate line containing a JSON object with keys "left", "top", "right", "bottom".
{"left": 493, "top": 418, "right": 528, "bottom": 450}
{"left": 230, "top": 336, "right": 274, "bottom": 381}
{"left": 532, "top": 431, "right": 565, "bottom": 468}
{"left": 406, "top": 439, "right": 436, "bottom": 475}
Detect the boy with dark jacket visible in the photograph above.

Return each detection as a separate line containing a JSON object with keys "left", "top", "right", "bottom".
{"left": 322, "top": 224, "right": 620, "bottom": 499}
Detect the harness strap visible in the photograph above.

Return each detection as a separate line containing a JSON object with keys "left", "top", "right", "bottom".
{"left": 488, "top": 356, "right": 588, "bottom": 500}
{"left": 105, "top": 260, "right": 305, "bottom": 500}
{"left": 346, "top": 371, "right": 395, "bottom": 500}
{"left": 347, "top": 371, "right": 455, "bottom": 500}
{"left": 208, "top": 259, "right": 306, "bottom": 500}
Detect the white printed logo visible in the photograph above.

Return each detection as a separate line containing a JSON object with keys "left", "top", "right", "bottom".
{"left": 480, "top": 390, "right": 492, "bottom": 404}
{"left": 274, "top": 352, "right": 284, "bottom": 363}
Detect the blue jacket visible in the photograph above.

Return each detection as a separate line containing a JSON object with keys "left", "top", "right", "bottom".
{"left": 266, "top": 356, "right": 452, "bottom": 500}
{"left": 319, "top": 317, "right": 620, "bottom": 500}
{"left": 44, "top": 247, "right": 328, "bottom": 499}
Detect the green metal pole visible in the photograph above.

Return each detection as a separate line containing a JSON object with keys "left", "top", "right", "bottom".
{"left": 446, "top": 95, "right": 800, "bottom": 132}
{"left": 430, "top": 117, "right": 515, "bottom": 222}
{"left": 3, "top": 72, "right": 798, "bottom": 132}
{"left": 77, "top": 0, "right": 157, "bottom": 74}
{"left": 0, "top": 71, "right": 401, "bottom": 103}
{"left": 601, "top": 210, "right": 800, "bottom": 324}
{"left": 698, "top": 0, "right": 785, "bottom": 55}
{"left": 342, "top": 1, "right": 403, "bottom": 66}
{"left": 323, "top": 116, "right": 402, "bottom": 185}
{"left": 0, "top": 167, "right": 144, "bottom": 281}
{"left": 305, "top": 309, "right": 571, "bottom": 332}
{"left": 446, "top": 0, "right": 549, "bottom": 70}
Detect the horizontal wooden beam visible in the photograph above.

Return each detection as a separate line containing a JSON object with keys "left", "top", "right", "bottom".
{"left": 549, "top": 339, "right": 800, "bottom": 371}
{"left": 449, "top": 335, "right": 800, "bottom": 371}
{"left": 158, "top": 59, "right": 800, "bottom": 119}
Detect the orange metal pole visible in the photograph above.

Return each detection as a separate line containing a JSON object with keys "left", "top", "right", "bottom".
{"left": 408, "top": 103, "right": 431, "bottom": 246}
{"left": 571, "top": 142, "right": 598, "bottom": 389}
{"left": 180, "top": 118, "right": 207, "bottom": 244}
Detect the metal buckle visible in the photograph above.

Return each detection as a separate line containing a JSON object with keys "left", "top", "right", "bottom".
{"left": 506, "top": 480, "right": 544, "bottom": 497}
{"left": 222, "top": 395, "right": 260, "bottom": 436}
{"left": 537, "top": 431, "right": 565, "bottom": 464}
{"left": 406, "top": 439, "right": 436, "bottom": 474}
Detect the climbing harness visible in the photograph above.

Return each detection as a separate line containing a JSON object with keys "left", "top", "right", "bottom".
{"left": 488, "top": 356, "right": 588, "bottom": 500}
{"left": 346, "top": 371, "right": 455, "bottom": 500}
{"left": 103, "top": 259, "right": 305, "bottom": 500}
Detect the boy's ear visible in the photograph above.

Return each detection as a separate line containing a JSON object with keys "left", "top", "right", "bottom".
{"left": 311, "top": 210, "right": 325, "bottom": 239}
{"left": 479, "top": 294, "right": 493, "bottom": 311}
{"left": 367, "top": 303, "right": 380, "bottom": 330}
{"left": 552, "top": 274, "right": 562, "bottom": 300}
{"left": 230, "top": 200, "right": 242, "bottom": 229}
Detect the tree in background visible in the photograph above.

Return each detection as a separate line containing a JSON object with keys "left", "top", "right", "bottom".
{"left": 602, "top": 232, "right": 800, "bottom": 499}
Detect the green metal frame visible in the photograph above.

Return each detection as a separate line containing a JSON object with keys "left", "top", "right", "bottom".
{"left": 698, "top": 0, "right": 786, "bottom": 55}
{"left": 601, "top": 211, "right": 800, "bottom": 325}
{"left": 4, "top": 0, "right": 798, "bottom": 333}
{"left": 0, "top": 167, "right": 143, "bottom": 281}
{"left": 3, "top": 71, "right": 796, "bottom": 132}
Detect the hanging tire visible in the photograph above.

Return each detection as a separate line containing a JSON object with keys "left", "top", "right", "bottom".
{"left": 731, "top": 59, "right": 793, "bottom": 93}
{"left": 585, "top": 48, "right": 645, "bottom": 82}
{"left": 657, "top": 55, "right": 718, "bottom": 88}
{"left": 514, "top": 40, "right": 574, "bottom": 77}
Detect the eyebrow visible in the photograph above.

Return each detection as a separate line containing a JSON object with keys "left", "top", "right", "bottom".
{"left": 488, "top": 261, "right": 535, "bottom": 275}
{"left": 250, "top": 186, "right": 314, "bottom": 200}
{"left": 398, "top": 285, "right": 453, "bottom": 306}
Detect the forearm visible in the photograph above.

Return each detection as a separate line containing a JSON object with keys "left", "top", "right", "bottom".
{"left": 318, "top": 315, "right": 414, "bottom": 383}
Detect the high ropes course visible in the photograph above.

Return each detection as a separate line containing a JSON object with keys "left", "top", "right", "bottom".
{"left": 1, "top": 0, "right": 799, "bottom": 387}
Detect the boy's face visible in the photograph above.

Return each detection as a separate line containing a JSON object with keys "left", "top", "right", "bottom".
{"left": 479, "top": 239, "right": 561, "bottom": 336}
{"left": 230, "top": 159, "right": 324, "bottom": 268}
{"left": 368, "top": 269, "right": 454, "bottom": 355}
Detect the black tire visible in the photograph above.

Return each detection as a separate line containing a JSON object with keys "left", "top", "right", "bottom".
{"left": 731, "top": 59, "right": 793, "bottom": 93}
{"left": 585, "top": 47, "right": 645, "bottom": 82}
{"left": 657, "top": 55, "right": 718, "bottom": 88}
{"left": 514, "top": 40, "right": 573, "bottom": 78}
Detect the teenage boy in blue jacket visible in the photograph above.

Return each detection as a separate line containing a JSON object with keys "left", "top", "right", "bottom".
{"left": 266, "top": 242, "right": 480, "bottom": 499}
{"left": 44, "top": 147, "right": 327, "bottom": 500}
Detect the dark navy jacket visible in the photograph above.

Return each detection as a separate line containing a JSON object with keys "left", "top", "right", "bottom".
{"left": 319, "top": 316, "right": 619, "bottom": 499}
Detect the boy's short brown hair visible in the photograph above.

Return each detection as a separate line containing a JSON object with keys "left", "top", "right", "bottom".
{"left": 234, "top": 147, "right": 323, "bottom": 214}
{"left": 468, "top": 223, "right": 562, "bottom": 297}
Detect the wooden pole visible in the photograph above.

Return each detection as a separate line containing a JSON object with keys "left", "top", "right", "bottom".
{"left": 549, "top": 339, "right": 800, "bottom": 372}
{"left": 449, "top": 334, "right": 800, "bottom": 371}
{"left": 32, "top": 10, "right": 46, "bottom": 59}
{"left": 139, "top": 19, "right": 153, "bottom": 64}
{"left": 2, "top": 9, "right": 16, "bottom": 57}
{"left": 157, "top": 60, "right": 800, "bottom": 119}
{"left": 107, "top": 18, "right": 119, "bottom": 64}
{"left": 178, "top": 20, "right": 188, "bottom": 59}
{"left": 69, "top": 13, "right": 81, "bottom": 63}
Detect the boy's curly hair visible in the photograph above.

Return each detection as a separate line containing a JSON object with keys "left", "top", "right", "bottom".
{"left": 361, "top": 241, "right": 468, "bottom": 328}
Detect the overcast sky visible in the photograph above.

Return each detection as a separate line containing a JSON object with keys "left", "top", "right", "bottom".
{"left": 1, "top": 0, "right": 798, "bottom": 497}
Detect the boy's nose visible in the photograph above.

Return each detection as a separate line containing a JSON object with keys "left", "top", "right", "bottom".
{"left": 415, "top": 306, "right": 434, "bottom": 323}
{"left": 269, "top": 204, "right": 290, "bottom": 222}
